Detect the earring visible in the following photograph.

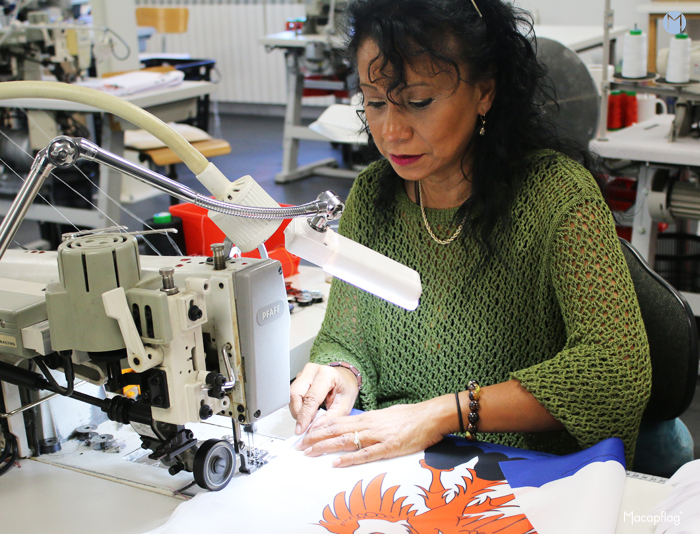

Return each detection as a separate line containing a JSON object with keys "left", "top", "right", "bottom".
{"left": 479, "top": 114, "right": 486, "bottom": 136}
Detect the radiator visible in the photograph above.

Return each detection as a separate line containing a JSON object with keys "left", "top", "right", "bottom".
{"left": 136, "top": 0, "right": 335, "bottom": 106}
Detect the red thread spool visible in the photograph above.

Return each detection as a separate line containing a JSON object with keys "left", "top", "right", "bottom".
{"left": 608, "top": 91, "right": 623, "bottom": 130}
{"left": 624, "top": 91, "right": 638, "bottom": 127}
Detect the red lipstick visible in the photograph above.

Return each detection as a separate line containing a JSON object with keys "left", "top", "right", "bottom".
{"left": 390, "top": 154, "right": 423, "bottom": 166}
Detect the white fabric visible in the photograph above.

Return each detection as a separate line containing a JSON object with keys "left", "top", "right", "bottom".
{"left": 309, "top": 104, "right": 369, "bottom": 145}
{"left": 146, "top": 440, "right": 525, "bottom": 534}
{"left": 144, "top": 436, "right": 625, "bottom": 534}
{"left": 654, "top": 459, "right": 700, "bottom": 533}
{"left": 75, "top": 70, "right": 185, "bottom": 97}
{"left": 510, "top": 461, "right": 627, "bottom": 534}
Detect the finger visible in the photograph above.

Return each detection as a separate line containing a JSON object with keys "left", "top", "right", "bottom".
{"left": 289, "top": 364, "right": 320, "bottom": 420}
{"left": 332, "top": 443, "right": 389, "bottom": 468}
{"left": 303, "top": 431, "right": 360, "bottom": 457}
{"left": 308, "top": 413, "right": 328, "bottom": 430}
{"left": 323, "top": 395, "right": 355, "bottom": 422}
{"left": 300, "top": 416, "right": 346, "bottom": 447}
{"left": 295, "top": 378, "right": 334, "bottom": 435}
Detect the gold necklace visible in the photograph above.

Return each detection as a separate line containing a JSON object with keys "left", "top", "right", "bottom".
{"left": 416, "top": 180, "right": 467, "bottom": 245}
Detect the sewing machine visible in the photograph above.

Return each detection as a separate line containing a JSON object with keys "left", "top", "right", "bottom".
{"left": 0, "top": 4, "right": 94, "bottom": 209}
{"left": 300, "top": 0, "right": 347, "bottom": 37}
{"left": 0, "top": 233, "right": 291, "bottom": 490}
{"left": 261, "top": 0, "right": 359, "bottom": 183}
{"left": 0, "top": 134, "right": 327, "bottom": 491}
{"left": 0, "top": 10, "right": 92, "bottom": 83}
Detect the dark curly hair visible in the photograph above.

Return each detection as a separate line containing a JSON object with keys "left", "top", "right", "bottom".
{"left": 343, "top": 0, "right": 602, "bottom": 260}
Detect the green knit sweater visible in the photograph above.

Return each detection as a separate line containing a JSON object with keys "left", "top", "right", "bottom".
{"left": 310, "top": 151, "right": 652, "bottom": 466}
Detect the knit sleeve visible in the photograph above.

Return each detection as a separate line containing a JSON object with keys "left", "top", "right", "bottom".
{"left": 511, "top": 196, "right": 652, "bottom": 465}
{"left": 308, "top": 169, "right": 381, "bottom": 410}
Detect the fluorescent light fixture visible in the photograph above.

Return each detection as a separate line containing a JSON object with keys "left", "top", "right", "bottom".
{"left": 285, "top": 218, "right": 422, "bottom": 310}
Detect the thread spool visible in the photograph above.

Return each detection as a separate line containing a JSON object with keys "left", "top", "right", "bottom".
{"left": 667, "top": 33, "right": 691, "bottom": 83}
{"left": 624, "top": 91, "right": 638, "bottom": 127}
{"left": 143, "top": 212, "right": 187, "bottom": 256}
{"left": 622, "top": 29, "right": 648, "bottom": 78}
{"left": 608, "top": 91, "right": 624, "bottom": 130}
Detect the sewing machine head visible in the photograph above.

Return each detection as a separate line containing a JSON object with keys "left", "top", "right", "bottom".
{"left": 0, "top": 230, "right": 290, "bottom": 490}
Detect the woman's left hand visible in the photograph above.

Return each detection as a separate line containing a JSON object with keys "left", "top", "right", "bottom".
{"left": 296, "top": 395, "right": 454, "bottom": 467}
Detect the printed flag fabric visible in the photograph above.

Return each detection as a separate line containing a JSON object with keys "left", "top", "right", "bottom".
{"left": 501, "top": 437, "right": 627, "bottom": 534}
{"left": 145, "top": 434, "right": 626, "bottom": 534}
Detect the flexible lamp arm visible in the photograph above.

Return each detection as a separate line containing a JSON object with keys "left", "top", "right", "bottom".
{"left": 74, "top": 138, "right": 344, "bottom": 223}
{"left": 0, "top": 136, "right": 344, "bottom": 261}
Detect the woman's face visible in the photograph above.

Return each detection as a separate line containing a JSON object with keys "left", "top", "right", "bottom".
{"left": 357, "top": 39, "right": 495, "bottom": 187}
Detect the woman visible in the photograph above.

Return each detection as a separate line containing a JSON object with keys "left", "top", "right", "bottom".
{"left": 289, "top": 0, "right": 651, "bottom": 468}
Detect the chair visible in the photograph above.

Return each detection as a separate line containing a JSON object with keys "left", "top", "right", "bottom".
{"left": 619, "top": 238, "right": 699, "bottom": 476}
{"left": 135, "top": 7, "right": 189, "bottom": 54}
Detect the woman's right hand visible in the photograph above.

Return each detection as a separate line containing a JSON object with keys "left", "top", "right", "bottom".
{"left": 289, "top": 363, "right": 360, "bottom": 435}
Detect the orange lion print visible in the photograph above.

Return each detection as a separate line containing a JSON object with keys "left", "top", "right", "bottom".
{"left": 319, "top": 459, "right": 536, "bottom": 534}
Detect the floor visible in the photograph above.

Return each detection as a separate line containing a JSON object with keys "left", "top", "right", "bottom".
{"left": 7, "top": 112, "right": 700, "bottom": 462}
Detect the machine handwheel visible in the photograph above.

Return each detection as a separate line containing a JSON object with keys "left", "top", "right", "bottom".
{"left": 193, "top": 439, "right": 236, "bottom": 491}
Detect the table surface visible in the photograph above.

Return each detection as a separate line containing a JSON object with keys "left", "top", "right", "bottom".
{"left": 637, "top": 3, "right": 700, "bottom": 14}
{"left": 0, "top": 80, "right": 214, "bottom": 113}
{"left": 535, "top": 25, "right": 628, "bottom": 51}
{"left": 0, "top": 406, "right": 672, "bottom": 534}
{"left": 590, "top": 114, "right": 700, "bottom": 166}
{"left": 263, "top": 25, "right": 628, "bottom": 53}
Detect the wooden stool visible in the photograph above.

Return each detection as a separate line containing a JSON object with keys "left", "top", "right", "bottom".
{"left": 140, "top": 139, "right": 232, "bottom": 205}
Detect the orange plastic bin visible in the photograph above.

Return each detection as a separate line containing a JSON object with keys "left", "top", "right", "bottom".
{"left": 168, "top": 202, "right": 300, "bottom": 278}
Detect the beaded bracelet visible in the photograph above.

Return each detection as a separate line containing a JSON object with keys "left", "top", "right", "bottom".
{"left": 465, "top": 380, "right": 481, "bottom": 441}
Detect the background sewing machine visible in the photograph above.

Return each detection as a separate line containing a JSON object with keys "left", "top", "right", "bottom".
{"left": 0, "top": 1, "right": 93, "bottom": 212}
{"left": 261, "top": 0, "right": 365, "bottom": 183}
{"left": 0, "top": 0, "right": 217, "bottom": 249}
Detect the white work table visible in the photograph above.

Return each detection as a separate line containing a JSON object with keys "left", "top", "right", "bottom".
{"left": 590, "top": 114, "right": 700, "bottom": 312}
{"left": 590, "top": 114, "right": 700, "bottom": 167}
{"left": 535, "top": 25, "right": 628, "bottom": 53}
{"left": 0, "top": 405, "right": 673, "bottom": 534}
{"left": 288, "top": 265, "right": 331, "bottom": 378}
{"left": 262, "top": 25, "right": 628, "bottom": 53}
{"left": 1, "top": 459, "right": 181, "bottom": 534}
{"left": 0, "top": 80, "right": 213, "bottom": 114}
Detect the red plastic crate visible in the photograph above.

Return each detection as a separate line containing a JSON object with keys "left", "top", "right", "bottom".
{"left": 169, "top": 202, "right": 300, "bottom": 278}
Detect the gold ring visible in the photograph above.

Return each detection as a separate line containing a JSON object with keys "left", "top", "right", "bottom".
{"left": 353, "top": 431, "right": 362, "bottom": 450}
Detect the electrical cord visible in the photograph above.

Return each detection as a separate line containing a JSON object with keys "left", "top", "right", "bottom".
{"left": 35, "top": 353, "right": 75, "bottom": 397}
{"left": 101, "top": 27, "right": 131, "bottom": 61}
